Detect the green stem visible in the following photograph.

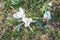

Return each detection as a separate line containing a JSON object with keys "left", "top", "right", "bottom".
{"left": 29, "top": 26, "right": 34, "bottom": 33}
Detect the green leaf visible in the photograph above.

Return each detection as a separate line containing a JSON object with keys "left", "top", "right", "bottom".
{"left": 35, "top": 20, "right": 46, "bottom": 30}
{"left": 15, "top": 24, "right": 20, "bottom": 32}
{"left": 35, "top": 20, "right": 42, "bottom": 26}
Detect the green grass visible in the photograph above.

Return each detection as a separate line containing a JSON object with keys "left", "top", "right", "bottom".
{"left": 0, "top": 0, "right": 60, "bottom": 40}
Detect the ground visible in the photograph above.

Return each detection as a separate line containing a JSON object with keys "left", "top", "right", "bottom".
{"left": 0, "top": 0, "right": 60, "bottom": 40}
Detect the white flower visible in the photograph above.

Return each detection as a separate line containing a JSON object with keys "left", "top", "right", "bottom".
{"left": 47, "top": 1, "right": 53, "bottom": 6}
{"left": 44, "top": 11, "right": 51, "bottom": 20}
{"left": 13, "top": 7, "right": 25, "bottom": 18}
{"left": 22, "top": 17, "right": 32, "bottom": 27}
{"left": 13, "top": 12, "right": 25, "bottom": 18}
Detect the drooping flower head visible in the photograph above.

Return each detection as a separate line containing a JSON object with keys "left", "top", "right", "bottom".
{"left": 44, "top": 11, "right": 51, "bottom": 20}
{"left": 13, "top": 7, "right": 25, "bottom": 18}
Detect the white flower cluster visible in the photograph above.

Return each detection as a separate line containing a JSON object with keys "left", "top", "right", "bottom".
{"left": 13, "top": 7, "right": 32, "bottom": 27}
{"left": 13, "top": 1, "right": 53, "bottom": 27}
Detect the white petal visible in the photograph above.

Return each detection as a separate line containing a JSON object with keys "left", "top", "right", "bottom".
{"left": 19, "top": 7, "right": 24, "bottom": 14}
{"left": 16, "top": 12, "right": 21, "bottom": 17}
{"left": 44, "top": 11, "right": 51, "bottom": 20}
{"left": 24, "top": 23, "right": 30, "bottom": 27}
{"left": 13, "top": 11, "right": 25, "bottom": 18}
{"left": 22, "top": 18, "right": 32, "bottom": 22}
{"left": 47, "top": 1, "right": 52, "bottom": 6}
{"left": 22, "top": 17, "right": 27, "bottom": 22}
{"left": 13, "top": 13, "right": 20, "bottom": 18}
{"left": 29, "top": 18, "right": 32, "bottom": 22}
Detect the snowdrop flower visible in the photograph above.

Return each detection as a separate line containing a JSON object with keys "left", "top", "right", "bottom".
{"left": 44, "top": 11, "right": 51, "bottom": 20}
{"left": 47, "top": 1, "right": 53, "bottom": 6}
{"left": 13, "top": 7, "right": 25, "bottom": 18}
{"left": 22, "top": 17, "right": 32, "bottom": 27}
